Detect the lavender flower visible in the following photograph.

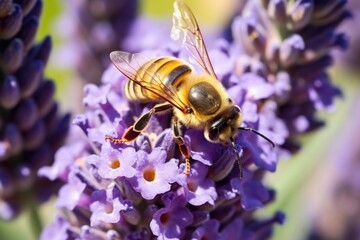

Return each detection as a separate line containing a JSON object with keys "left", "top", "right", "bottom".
{"left": 60, "top": 0, "right": 138, "bottom": 83}
{"left": 40, "top": 0, "right": 350, "bottom": 239}
{"left": 0, "top": 0, "right": 70, "bottom": 220}
{"left": 176, "top": 161, "right": 218, "bottom": 206}
{"left": 90, "top": 182, "right": 131, "bottom": 226}
{"left": 40, "top": 79, "right": 285, "bottom": 238}
{"left": 128, "top": 148, "right": 178, "bottom": 200}
{"left": 229, "top": 0, "right": 350, "bottom": 151}
{"left": 89, "top": 142, "right": 137, "bottom": 179}
{"left": 150, "top": 192, "right": 193, "bottom": 239}
{"left": 40, "top": 28, "right": 284, "bottom": 240}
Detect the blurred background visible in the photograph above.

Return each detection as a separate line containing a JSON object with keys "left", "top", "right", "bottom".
{"left": 0, "top": 0, "right": 359, "bottom": 239}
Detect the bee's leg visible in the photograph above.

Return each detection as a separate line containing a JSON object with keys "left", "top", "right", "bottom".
{"left": 105, "top": 102, "right": 173, "bottom": 144}
{"left": 172, "top": 117, "right": 191, "bottom": 176}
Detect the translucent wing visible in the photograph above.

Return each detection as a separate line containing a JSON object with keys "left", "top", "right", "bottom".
{"left": 110, "top": 51, "right": 190, "bottom": 113}
{"left": 171, "top": 0, "right": 217, "bottom": 79}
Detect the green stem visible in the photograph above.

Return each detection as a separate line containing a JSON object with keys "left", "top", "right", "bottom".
{"left": 28, "top": 195, "right": 43, "bottom": 239}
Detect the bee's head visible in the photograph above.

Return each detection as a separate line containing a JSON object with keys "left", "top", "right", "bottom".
{"left": 204, "top": 105, "right": 275, "bottom": 178}
{"left": 204, "top": 105, "right": 242, "bottom": 145}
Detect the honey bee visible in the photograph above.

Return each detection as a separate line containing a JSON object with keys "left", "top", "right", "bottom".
{"left": 106, "top": 1, "right": 274, "bottom": 177}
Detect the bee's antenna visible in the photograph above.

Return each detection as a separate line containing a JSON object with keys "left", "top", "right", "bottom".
{"left": 239, "top": 127, "right": 275, "bottom": 148}
{"left": 230, "top": 137, "right": 243, "bottom": 178}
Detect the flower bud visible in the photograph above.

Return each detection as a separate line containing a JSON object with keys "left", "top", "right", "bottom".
{"left": 0, "top": 4, "right": 22, "bottom": 39}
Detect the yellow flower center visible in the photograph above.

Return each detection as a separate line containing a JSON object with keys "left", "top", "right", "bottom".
{"left": 75, "top": 157, "right": 85, "bottom": 167}
{"left": 104, "top": 204, "right": 114, "bottom": 214}
{"left": 143, "top": 166, "right": 156, "bottom": 182}
{"left": 109, "top": 159, "right": 121, "bottom": 169}
{"left": 187, "top": 182, "right": 198, "bottom": 192}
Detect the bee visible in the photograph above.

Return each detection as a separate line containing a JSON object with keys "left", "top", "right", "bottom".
{"left": 106, "top": 0, "right": 274, "bottom": 177}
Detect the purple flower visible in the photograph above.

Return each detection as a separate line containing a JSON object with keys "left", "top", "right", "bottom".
{"left": 57, "top": 0, "right": 139, "bottom": 83}
{"left": 235, "top": 131, "right": 278, "bottom": 172}
{"left": 129, "top": 148, "right": 178, "bottom": 200}
{"left": 0, "top": 0, "right": 70, "bottom": 219}
{"left": 231, "top": 172, "right": 270, "bottom": 210}
{"left": 191, "top": 219, "right": 221, "bottom": 240}
{"left": 56, "top": 170, "right": 88, "bottom": 210}
{"left": 89, "top": 143, "right": 137, "bottom": 179}
{"left": 123, "top": 17, "right": 174, "bottom": 53}
{"left": 236, "top": 73, "right": 275, "bottom": 100}
{"left": 39, "top": 215, "right": 73, "bottom": 240}
{"left": 228, "top": 0, "right": 350, "bottom": 151}
{"left": 150, "top": 192, "right": 193, "bottom": 240}
{"left": 41, "top": 0, "right": 350, "bottom": 239}
{"left": 220, "top": 218, "right": 255, "bottom": 240}
{"left": 220, "top": 212, "right": 285, "bottom": 240}
{"left": 177, "top": 162, "right": 217, "bottom": 206}
{"left": 90, "top": 182, "right": 131, "bottom": 226}
{"left": 38, "top": 128, "right": 88, "bottom": 181}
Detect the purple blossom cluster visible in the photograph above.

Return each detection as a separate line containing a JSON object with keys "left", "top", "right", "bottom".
{"left": 229, "top": 0, "right": 350, "bottom": 151}
{"left": 0, "top": 0, "right": 70, "bottom": 220}
{"left": 40, "top": 75, "right": 285, "bottom": 239}
{"left": 60, "top": 0, "right": 138, "bottom": 83}
{"left": 40, "top": 0, "right": 350, "bottom": 239}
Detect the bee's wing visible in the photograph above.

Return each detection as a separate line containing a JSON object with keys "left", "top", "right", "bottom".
{"left": 110, "top": 51, "right": 189, "bottom": 113}
{"left": 171, "top": 0, "right": 217, "bottom": 79}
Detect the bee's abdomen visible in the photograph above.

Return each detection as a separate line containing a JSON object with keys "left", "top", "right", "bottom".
{"left": 124, "top": 57, "right": 192, "bottom": 102}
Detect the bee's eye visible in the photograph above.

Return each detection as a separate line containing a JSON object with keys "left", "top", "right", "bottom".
{"left": 209, "top": 127, "right": 219, "bottom": 141}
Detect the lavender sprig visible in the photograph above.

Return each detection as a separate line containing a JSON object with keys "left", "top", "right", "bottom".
{"left": 230, "top": 0, "right": 350, "bottom": 151}
{"left": 40, "top": 0, "right": 350, "bottom": 239}
{"left": 40, "top": 10, "right": 286, "bottom": 240}
{"left": 62, "top": 0, "right": 138, "bottom": 84}
{"left": 0, "top": 0, "right": 70, "bottom": 220}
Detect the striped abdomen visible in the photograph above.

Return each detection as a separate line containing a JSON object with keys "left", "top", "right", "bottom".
{"left": 124, "top": 57, "right": 192, "bottom": 102}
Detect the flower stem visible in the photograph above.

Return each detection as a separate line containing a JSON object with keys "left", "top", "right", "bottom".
{"left": 27, "top": 195, "right": 43, "bottom": 239}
